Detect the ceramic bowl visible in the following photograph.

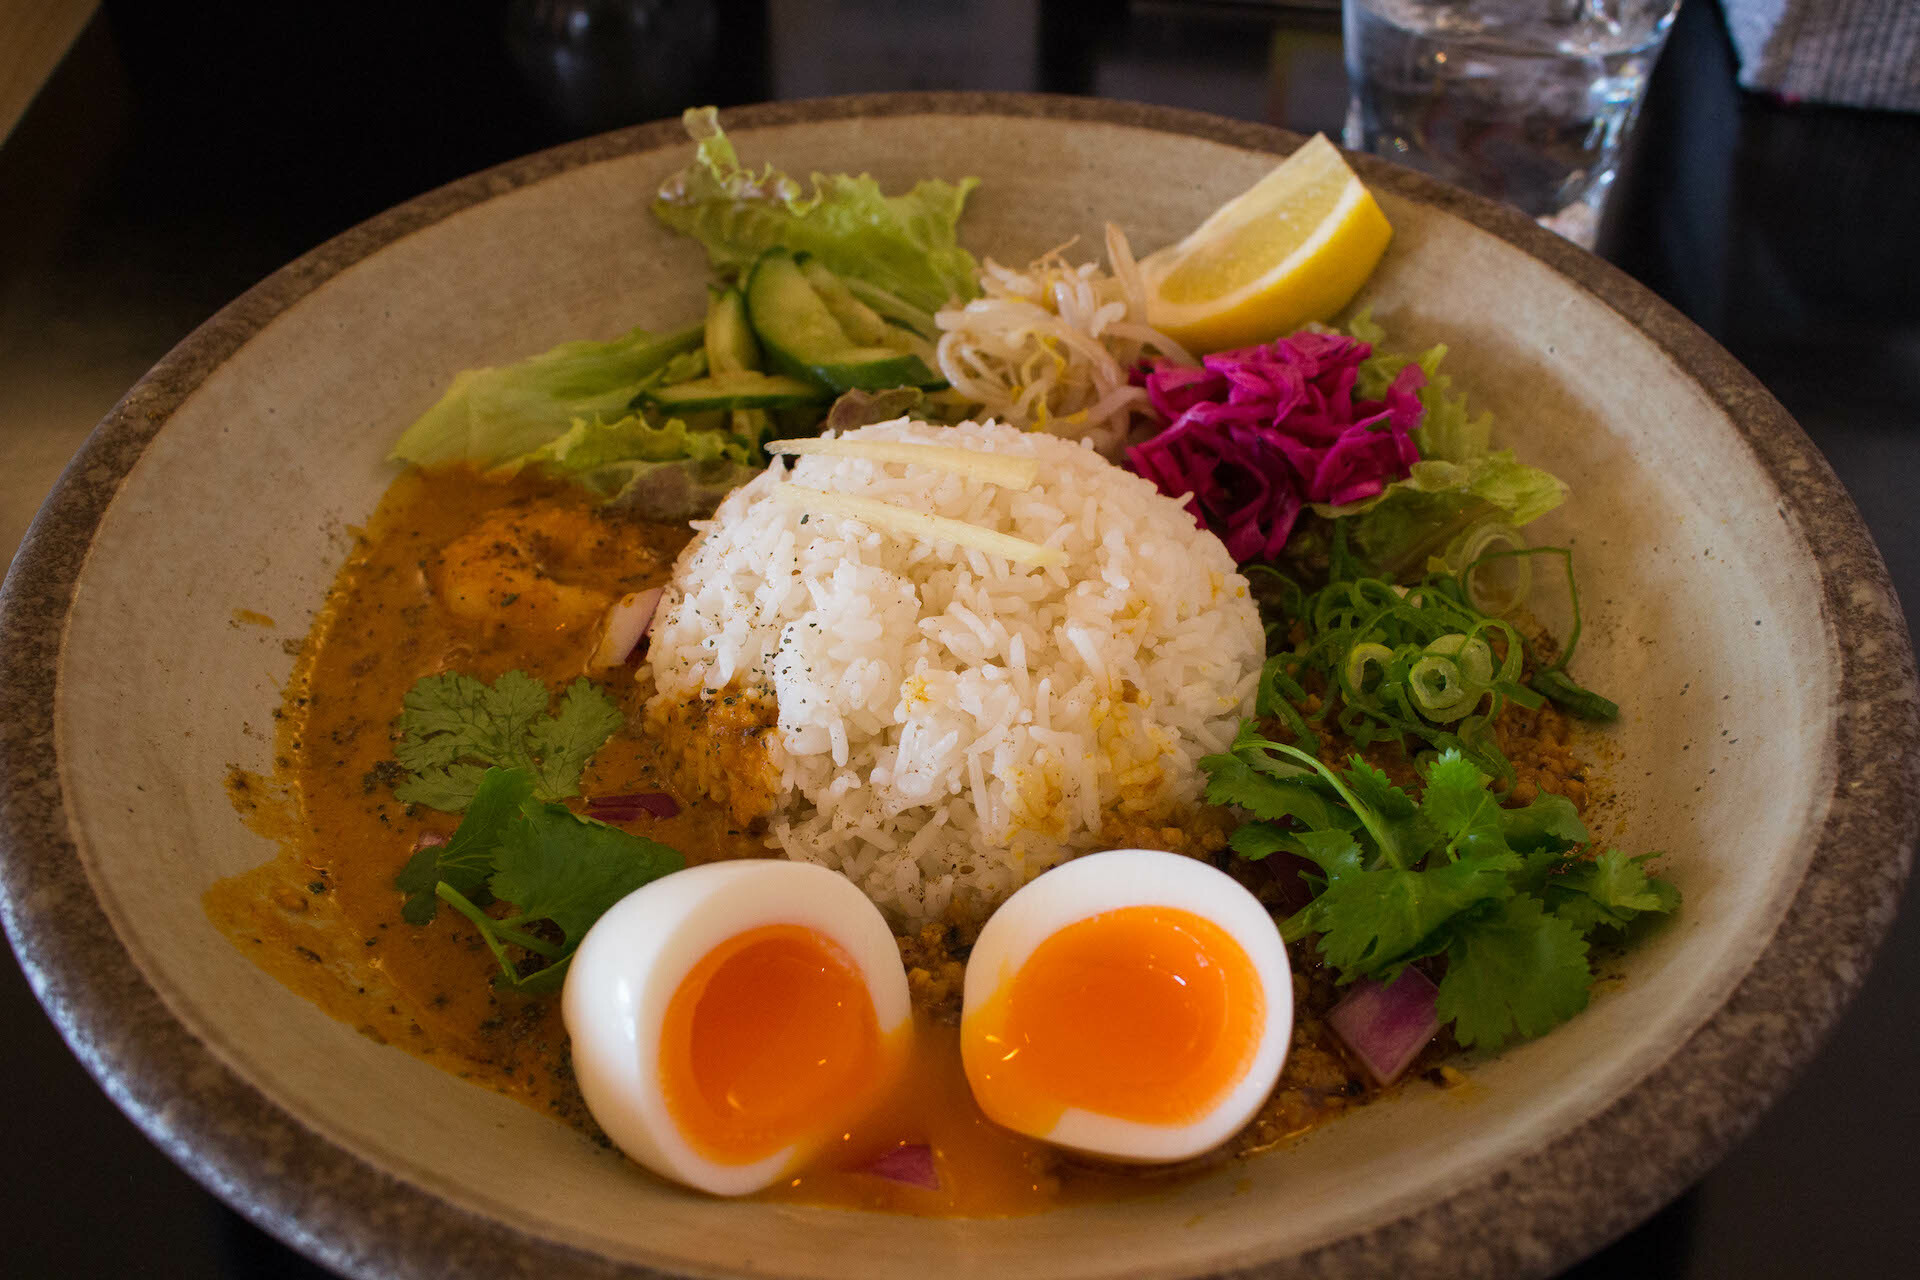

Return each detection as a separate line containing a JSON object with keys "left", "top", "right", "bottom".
{"left": 2, "top": 95, "right": 1916, "bottom": 1280}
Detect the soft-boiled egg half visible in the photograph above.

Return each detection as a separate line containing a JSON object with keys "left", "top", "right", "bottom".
{"left": 960, "top": 848, "right": 1292, "bottom": 1163}
{"left": 563, "top": 859, "right": 912, "bottom": 1196}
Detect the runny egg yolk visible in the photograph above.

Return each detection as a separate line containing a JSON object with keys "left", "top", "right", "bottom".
{"left": 965, "top": 906, "right": 1264, "bottom": 1133}
{"left": 660, "top": 923, "right": 885, "bottom": 1164}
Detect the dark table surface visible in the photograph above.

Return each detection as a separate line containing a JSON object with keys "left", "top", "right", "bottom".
{"left": 3, "top": 2, "right": 1917, "bottom": 1276}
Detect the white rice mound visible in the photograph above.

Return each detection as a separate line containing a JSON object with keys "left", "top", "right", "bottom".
{"left": 645, "top": 418, "right": 1265, "bottom": 928}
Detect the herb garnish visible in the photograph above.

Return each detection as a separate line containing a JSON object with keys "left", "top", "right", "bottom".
{"left": 1248, "top": 539, "right": 1616, "bottom": 784}
{"left": 388, "top": 670, "right": 684, "bottom": 990}
{"left": 1203, "top": 727, "right": 1678, "bottom": 1050}
{"left": 395, "top": 766, "right": 684, "bottom": 992}
{"left": 392, "top": 671, "right": 624, "bottom": 811}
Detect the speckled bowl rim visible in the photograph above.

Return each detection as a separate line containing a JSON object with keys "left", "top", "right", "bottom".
{"left": 2, "top": 93, "right": 1916, "bottom": 1280}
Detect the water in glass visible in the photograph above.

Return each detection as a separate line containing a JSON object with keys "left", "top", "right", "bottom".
{"left": 1343, "top": 0, "right": 1679, "bottom": 246}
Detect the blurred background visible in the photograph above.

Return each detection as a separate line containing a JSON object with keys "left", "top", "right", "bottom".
{"left": 3, "top": 1, "right": 1916, "bottom": 1276}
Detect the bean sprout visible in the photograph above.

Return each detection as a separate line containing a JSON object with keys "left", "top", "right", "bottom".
{"left": 934, "top": 224, "right": 1195, "bottom": 457}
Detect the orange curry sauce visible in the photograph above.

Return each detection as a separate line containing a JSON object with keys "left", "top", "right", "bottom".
{"left": 209, "top": 467, "right": 1385, "bottom": 1217}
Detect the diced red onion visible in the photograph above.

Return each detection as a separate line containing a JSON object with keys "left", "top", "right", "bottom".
{"left": 589, "top": 587, "right": 663, "bottom": 670}
{"left": 859, "top": 1143, "right": 938, "bottom": 1191}
{"left": 1328, "top": 967, "right": 1441, "bottom": 1086}
{"left": 585, "top": 792, "right": 680, "bottom": 821}
{"left": 410, "top": 831, "right": 448, "bottom": 853}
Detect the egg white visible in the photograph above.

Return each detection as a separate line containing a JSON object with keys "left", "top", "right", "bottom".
{"left": 960, "top": 848, "right": 1293, "bottom": 1162}
{"left": 563, "top": 859, "right": 912, "bottom": 1196}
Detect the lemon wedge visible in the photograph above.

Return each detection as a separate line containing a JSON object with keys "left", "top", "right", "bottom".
{"left": 1140, "top": 135, "right": 1392, "bottom": 353}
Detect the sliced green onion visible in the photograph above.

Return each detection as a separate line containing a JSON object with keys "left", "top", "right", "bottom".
{"left": 1423, "top": 633, "right": 1495, "bottom": 686}
{"left": 1343, "top": 643, "right": 1396, "bottom": 703}
{"left": 1260, "top": 543, "right": 1610, "bottom": 786}
{"left": 1408, "top": 654, "right": 1482, "bottom": 722}
{"left": 1255, "top": 656, "right": 1321, "bottom": 753}
{"left": 1494, "top": 678, "right": 1545, "bottom": 711}
{"left": 1531, "top": 669, "right": 1619, "bottom": 721}
{"left": 1329, "top": 517, "right": 1368, "bottom": 586}
{"left": 1458, "top": 546, "right": 1583, "bottom": 674}
{"left": 1456, "top": 715, "right": 1514, "bottom": 784}
{"left": 1445, "top": 522, "right": 1531, "bottom": 616}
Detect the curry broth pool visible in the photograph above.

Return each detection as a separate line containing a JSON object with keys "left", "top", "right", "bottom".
{"left": 209, "top": 465, "right": 1411, "bottom": 1215}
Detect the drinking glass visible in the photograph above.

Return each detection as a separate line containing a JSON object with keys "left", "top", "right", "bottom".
{"left": 1342, "top": 0, "right": 1681, "bottom": 248}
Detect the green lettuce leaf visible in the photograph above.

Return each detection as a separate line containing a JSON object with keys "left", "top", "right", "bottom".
{"left": 1326, "top": 313, "right": 1569, "bottom": 579}
{"left": 389, "top": 324, "right": 704, "bottom": 470}
{"left": 504, "top": 400, "right": 768, "bottom": 521}
{"left": 1348, "top": 312, "right": 1490, "bottom": 463}
{"left": 1337, "top": 452, "right": 1570, "bottom": 572}
{"left": 523, "top": 413, "right": 744, "bottom": 489}
{"left": 652, "top": 106, "right": 981, "bottom": 315}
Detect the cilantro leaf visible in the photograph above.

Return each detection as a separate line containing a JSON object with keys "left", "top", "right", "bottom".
{"left": 1218, "top": 726, "right": 1419, "bottom": 867}
{"left": 1437, "top": 894, "right": 1591, "bottom": 1050}
{"left": 394, "top": 843, "right": 447, "bottom": 926}
{"left": 391, "top": 763, "right": 491, "bottom": 814}
{"left": 1339, "top": 758, "right": 1429, "bottom": 868}
{"left": 1227, "top": 822, "right": 1293, "bottom": 860}
{"left": 392, "top": 765, "right": 686, "bottom": 988}
{"left": 395, "top": 670, "right": 548, "bottom": 768}
{"left": 1276, "top": 831, "right": 1365, "bottom": 941}
{"left": 525, "top": 679, "right": 628, "bottom": 803}
{"left": 1204, "top": 719, "right": 1676, "bottom": 1055}
{"left": 1343, "top": 757, "right": 1418, "bottom": 824}
{"left": 1545, "top": 850, "right": 1681, "bottom": 935}
{"left": 395, "top": 767, "right": 535, "bottom": 924}
{"left": 1298, "top": 850, "right": 1519, "bottom": 979}
{"left": 1203, "top": 752, "right": 1288, "bottom": 810}
{"left": 1417, "top": 751, "right": 1510, "bottom": 861}
{"left": 391, "top": 671, "right": 623, "bottom": 811}
{"left": 498, "top": 956, "right": 573, "bottom": 996}
{"left": 1203, "top": 752, "right": 1351, "bottom": 832}
{"left": 1276, "top": 831, "right": 1372, "bottom": 943}
{"left": 1498, "top": 792, "right": 1589, "bottom": 854}
{"left": 490, "top": 803, "right": 686, "bottom": 947}
{"left": 1289, "top": 829, "right": 1368, "bottom": 881}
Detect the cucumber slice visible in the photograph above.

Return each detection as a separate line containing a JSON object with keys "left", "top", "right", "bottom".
{"left": 746, "top": 250, "right": 944, "bottom": 393}
{"left": 841, "top": 277, "right": 940, "bottom": 340}
{"left": 636, "top": 371, "right": 830, "bottom": 413}
{"left": 811, "top": 352, "right": 947, "bottom": 393}
{"left": 705, "top": 286, "right": 761, "bottom": 376}
{"left": 746, "top": 251, "right": 850, "bottom": 364}
{"left": 799, "top": 259, "right": 894, "bottom": 347}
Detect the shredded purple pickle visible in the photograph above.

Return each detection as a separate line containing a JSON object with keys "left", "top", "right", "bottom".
{"left": 1125, "top": 331, "right": 1425, "bottom": 561}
